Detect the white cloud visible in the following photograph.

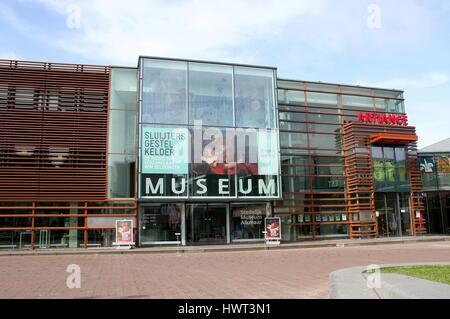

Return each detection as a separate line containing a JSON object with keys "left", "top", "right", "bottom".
{"left": 16, "top": 0, "right": 328, "bottom": 65}
{"left": 0, "top": 50, "right": 22, "bottom": 60}
{"left": 356, "top": 72, "right": 450, "bottom": 90}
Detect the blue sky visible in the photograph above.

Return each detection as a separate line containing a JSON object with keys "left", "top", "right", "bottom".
{"left": 0, "top": 0, "right": 449, "bottom": 148}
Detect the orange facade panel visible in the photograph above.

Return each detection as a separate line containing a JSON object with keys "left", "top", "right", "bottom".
{"left": 370, "top": 133, "right": 418, "bottom": 145}
{"left": 0, "top": 59, "right": 110, "bottom": 201}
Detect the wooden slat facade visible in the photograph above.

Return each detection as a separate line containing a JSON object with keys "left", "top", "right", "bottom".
{"left": 0, "top": 59, "right": 110, "bottom": 200}
{"left": 342, "top": 122, "right": 425, "bottom": 237}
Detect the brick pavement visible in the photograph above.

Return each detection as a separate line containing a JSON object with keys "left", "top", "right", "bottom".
{"left": 1, "top": 241, "right": 450, "bottom": 299}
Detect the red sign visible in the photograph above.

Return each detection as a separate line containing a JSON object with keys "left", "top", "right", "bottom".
{"left": 357, "top": 112, "right": 408, "bottom": 126}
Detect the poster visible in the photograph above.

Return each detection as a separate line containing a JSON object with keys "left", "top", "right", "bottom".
{"left": 141, "top": 126, "right": 189, "bottom": 174}
{"left": 372, "top": 160, "right": 385, "bottom": 182}
{"left": 419, "top": 157, "right": 435, "bottom": 173}
{"left": 437, "top": 157, "right": 450, "bottom": 174}
{"left": 257, "top": 130, "right": 279, "bottom": 175}
{"left": 115, "top": 220, "right": 134, "bottom": 245}
{"left": 264, "top": 217, "right": 281, "bottom": 240}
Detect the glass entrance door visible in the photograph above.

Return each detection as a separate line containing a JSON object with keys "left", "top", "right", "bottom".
{"left": 398, "top": 192, "right": 412, "bottom": 236}
{"left": 186, "top": 204, "right": 227, "bottom": 244}
{"left": 375, "top": 192, "right": 412, "bottom": 237}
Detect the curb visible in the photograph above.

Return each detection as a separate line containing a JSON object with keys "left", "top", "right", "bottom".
{"left": 330, "top": 262, "right": 450, "bottom": 299}
{"left": 0, "top": 236, "right": 449, "bottom": 257}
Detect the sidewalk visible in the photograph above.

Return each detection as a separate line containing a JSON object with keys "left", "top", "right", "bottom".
{"left": 1, "top": 235, "right": 449, "bottom": 257}
{"left": 1, "top": 238, "right": 450, "bottom": 298}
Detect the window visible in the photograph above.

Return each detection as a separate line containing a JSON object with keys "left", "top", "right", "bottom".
{"left": 372, "top": 146, "right": 409, "bottom": 191}
{"left": 189, "top": 63, "right": 233, "bottom": 126}
{"left": 231, "top": 204, "right": 266, "bottom": 241}
{"left": 141, "top": 59, "right": 187, "bottom": 125}
{"left": 140, "top": 204, "right": 181, "bottom": 243}
{"left": 306, "top": 92, "right": 339, "bottom": 107}
{"left": 108, "top": 110, "right": 136, "bottom": 154}
{"left": 110, "top": 68, "right": 137, "bottom": 110}
{"left": 342, "top": 95, "right": 374, "bottom": 110}
{"left": 235, "top": 67, "right": 275, "bottom": 128}
{"left": 308, "top": 133, "right": 342, "bottom": 149}
{"left": 108, "top": 154, "right": 136, "bottom": 198}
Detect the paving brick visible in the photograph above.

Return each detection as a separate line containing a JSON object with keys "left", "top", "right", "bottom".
{"left": 0, "top": 241, "right": 450, "bottom": 299}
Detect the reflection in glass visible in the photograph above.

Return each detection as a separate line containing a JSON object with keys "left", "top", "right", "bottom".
{"left": 141, "top": 59, "right": 187, "bottom": 125}
{"left": 108, "top": 110, "right": 136, "bottom": 154}
{"left": 34, "top": 229, "right": 83, "bottom": 248}
{"left": 231, "top": 204, "right": 266, "bottom": 241}
{"left": 186, "top": 204, "right": 227, "bottom": 243}
{"left": 342, "top": 95, "right": 374, "bottom": 110}
{"left": 189, "top": 63, "right": 233, "bottom": 126}
{"left": 371, "top": 146, "right": 383, "bottom": 159}
{"left": 87, "top": 229, "right": 114, "bottom": 247}
{"left": 0, "top": 230, "right": 32, "bottom": 249}
{"left": 140, "top": 204, "right": 181, "bottom": 243}
{"left": 110, "top": 68, "right": 137, "bottom": 109}
{"left": 286, "top": 90, "right": 306, "bottom": 105}
{"left": 235, "top": 67, "right": 275, "bottom": 128}
{"left": 306, "top": 92, "right": 339, "bottom": 107}
{"left": 309, "top": 133, "right": 342, "bottom": 149}
{"left": 108, "top": 154, "right": 136, "bottom": 198}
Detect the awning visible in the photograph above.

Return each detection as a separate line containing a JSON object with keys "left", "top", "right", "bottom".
{"left": 370, "top": 133, "right": 418, "bottom": 145}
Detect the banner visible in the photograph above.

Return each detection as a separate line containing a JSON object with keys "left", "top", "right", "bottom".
{"left": 140, "top": 126, "right": 280, "bottom": 198}
{"left": 141, "top": 127, "right": 189, "bottom": 174}
{"left": 257, "top": 130, "right": 279, "bottom": 175}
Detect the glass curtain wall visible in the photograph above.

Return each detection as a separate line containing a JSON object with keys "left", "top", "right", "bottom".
{"left": 139, "top": 58, "right": 280, "bottom": 200}
{"left": 108, "top": 67, "right": 138, "bottom": 199}
{"left": 420, "top": 153, "right": 450, "bottom": 234}
{"left": 372, "top": 146, "right": 409, "bottom": 192}
{"left": 276, "top": 80, "right": 405, "bottom": 241}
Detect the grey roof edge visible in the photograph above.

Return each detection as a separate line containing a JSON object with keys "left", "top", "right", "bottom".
{"left": 137, "top": 55, "right": 277, "bottom": 70}
{"left": 419, "top": 137, "right": 450, "bottom": 153}
{"left": 277, "top": 77, "right": 404, "bottom": 93}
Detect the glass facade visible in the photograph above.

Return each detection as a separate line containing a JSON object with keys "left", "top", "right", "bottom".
{"left": 420, "top": 153, "right": 450, "bottom": 191}
{"left": 108, "top": 67, "right": 138, "bottom": 199}
{"left": 275, "top": 79, "right": 416, "bottom": 240}
{"left": 419, "top": 152, "right": 450, "bottom": 234}
{"left": 138, "top": 58, "right": 280, "bottom": 200}
{"left": 0, "top": 202, "right": 137, "bottom": 250}
{"left": 140, "top": 204, "right": 182, "bottom": 244}
{"left": 371, "top": 146, "right": 409, "bottom": 192}
{"left": 135, "top": 57, "right": 281, "bottom": 246}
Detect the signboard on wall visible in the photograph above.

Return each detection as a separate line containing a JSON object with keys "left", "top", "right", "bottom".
{"left": 419, "top": 157, "right": 435, "bottom": 173}
{"left": 357, "top": 112, "right": 408, "bottom": 126}
{"left": 141, "top": 127, "right": 189, "bottom": 174}
{"left": 139, "top": 127, "right": 281, "bottom": 199}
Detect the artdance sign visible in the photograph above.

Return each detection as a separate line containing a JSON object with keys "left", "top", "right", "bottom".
{"left": 357, "top": 112, "right": 408, "bottom": 126}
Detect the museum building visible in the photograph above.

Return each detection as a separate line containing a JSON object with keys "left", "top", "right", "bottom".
{"left": 0, "top": 56, "right": 427, "bottom": 249}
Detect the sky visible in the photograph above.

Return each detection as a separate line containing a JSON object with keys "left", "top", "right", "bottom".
{"left": 0, "top": 0, "right": 449, "bottom": 149}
